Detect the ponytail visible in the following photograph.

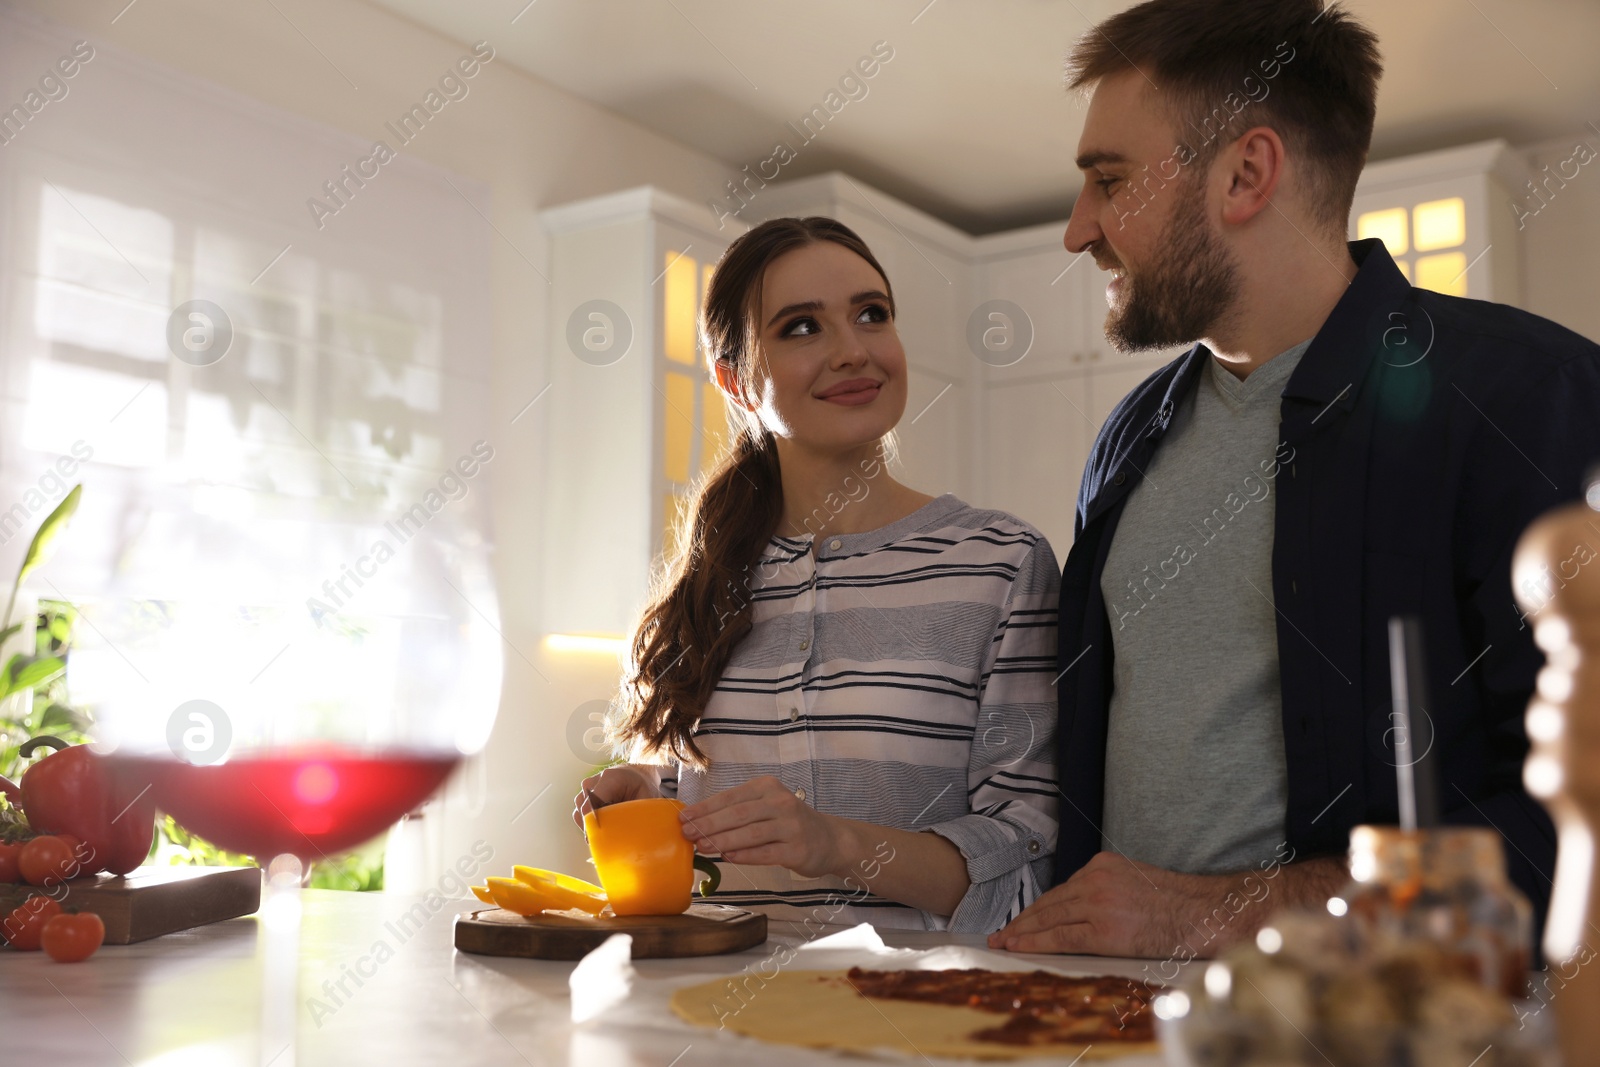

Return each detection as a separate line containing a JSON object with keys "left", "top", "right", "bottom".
{"left": 616, "top": 427, "right": 781, "bottom": 765}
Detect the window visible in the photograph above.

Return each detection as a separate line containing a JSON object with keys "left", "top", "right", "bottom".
{"left": 1357, "top": 196, "right": 1469, "bottom": 295}
{"left": 0, "top": 13, "right": 501, "bottom": 754}
{"left": 658, "top": 250, "right": 730, "bottom": 559}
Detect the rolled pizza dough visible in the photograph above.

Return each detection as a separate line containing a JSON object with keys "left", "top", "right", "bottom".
{"left": 670, "top": 968, "right": 1160, "bottom": 1061}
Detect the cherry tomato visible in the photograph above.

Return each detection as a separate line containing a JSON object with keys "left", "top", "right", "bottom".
{"left": 0, "top": 841, "right": 20, "bottom": 883}
{"left": 2, "top": 895, "right": 63, "bottom": 950}
{"left": 18, "top": 835, "right": 75, "bottom": 887}
{"left": 41, "top": 912, "right": 105, "bottom": 962}
{"left": 54, "top": 834, "right": 95, "bottom": 878}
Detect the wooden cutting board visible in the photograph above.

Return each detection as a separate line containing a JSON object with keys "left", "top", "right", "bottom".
{"left": 0, "top": 865, "right": 261, "bottom": 944}
{"left": 454, "top": 903, "right": 766, "bottom": 960}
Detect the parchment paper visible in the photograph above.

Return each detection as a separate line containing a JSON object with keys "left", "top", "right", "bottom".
{"left": 568, "top": 923, "right": 1168, "bottom": 1065}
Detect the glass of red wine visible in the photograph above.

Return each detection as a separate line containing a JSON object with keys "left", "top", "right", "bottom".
{"left": 74, "top": 592, "right": 502, "bottom": 1065}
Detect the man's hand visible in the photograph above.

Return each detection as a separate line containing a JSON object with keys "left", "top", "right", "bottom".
{"left": 988, "top": 852, "right": 1228, "bottom": 957}
{"left": 987, "top": 851, "right": 1346, "bottom": 958}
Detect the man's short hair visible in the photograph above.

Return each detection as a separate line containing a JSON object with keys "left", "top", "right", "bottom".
{"left": 1066, "top": 0, "right": 1383, "bottom": 236}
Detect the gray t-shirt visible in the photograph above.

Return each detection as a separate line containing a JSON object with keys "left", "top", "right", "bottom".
{"left": 1099, "top": 338, "right": 1311, "bottom": 875}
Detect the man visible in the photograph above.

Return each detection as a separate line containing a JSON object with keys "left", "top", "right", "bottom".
{"left": 990, "top": 0, "right": 1600, "bottom": 961}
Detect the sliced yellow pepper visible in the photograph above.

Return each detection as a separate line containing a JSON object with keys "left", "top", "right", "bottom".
{"left": 486, "top": 877, "right": 552, "bottom": 916}
{"left": 485, "top": 872, "right": 608, "bottom": 917}
{"left": 513, "top": 865, "right": 606, "bottom": 899}
{"left": 470, "top": 884, "right": 494, "bottom": 905}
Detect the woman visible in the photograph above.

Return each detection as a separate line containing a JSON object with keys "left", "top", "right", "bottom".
{"left": 571, "top": 217, "right": 1060, "bottom": 933}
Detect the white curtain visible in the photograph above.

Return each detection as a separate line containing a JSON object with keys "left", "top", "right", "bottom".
{"left": 0, "top": 8, "right": 501, "bottom": 757}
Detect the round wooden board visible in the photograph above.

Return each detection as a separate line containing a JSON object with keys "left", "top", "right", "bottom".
{"left": 453, "top": 903, "right": 767, "bottom": 960}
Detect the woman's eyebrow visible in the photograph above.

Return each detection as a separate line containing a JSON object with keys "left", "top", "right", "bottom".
{"left": 765, "top": 299, "right": 821, "bottom": 329}
{"left": 764, "top": 290, "right": 890, "bottom": 330}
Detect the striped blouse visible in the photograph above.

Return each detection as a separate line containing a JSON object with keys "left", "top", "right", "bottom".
{"left": 662, "top": 493, "right": 1061, "bottom": 933}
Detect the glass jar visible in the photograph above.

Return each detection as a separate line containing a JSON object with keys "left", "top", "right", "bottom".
{"left": 1336, "top": 825, "right": 1532, "bottom": 999}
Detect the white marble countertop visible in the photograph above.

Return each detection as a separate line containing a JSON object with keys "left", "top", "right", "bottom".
{"left": 1, "top": 887, "right": 1178, "bottom": 1066}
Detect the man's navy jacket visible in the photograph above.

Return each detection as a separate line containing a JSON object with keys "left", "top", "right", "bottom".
{"left": 1053, "top": 238, "right": 1600, "bottom": 945}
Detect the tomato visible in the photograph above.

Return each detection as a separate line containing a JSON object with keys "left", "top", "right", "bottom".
{"left": 16, "top": 735, "right": 153, "bottom": 876}
{"left": 2, "top": 895, "right": 63, "bottom": 950}
{"left": 0, "top": 841, "right": 20, "bottom": 883}
{"left": 18, "top": 835, "right": 76, "bottom": 887}
{"left": 54, "top": 834, "right": 95, "bottom": 879}
{"left": 41, "top": 912, "right": 105, "bottom": 962}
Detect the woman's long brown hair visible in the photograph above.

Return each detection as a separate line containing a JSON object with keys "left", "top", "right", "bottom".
{"left": 612, "top": 216, "right": 896, "bottom": 767}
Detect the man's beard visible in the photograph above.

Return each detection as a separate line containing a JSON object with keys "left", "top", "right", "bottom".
{"left": 1101, "top": 179, "right": 1240, "bottom": 353}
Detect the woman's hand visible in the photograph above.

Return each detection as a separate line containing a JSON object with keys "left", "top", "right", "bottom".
{"left": 570, "top": 763, "right": 660, "bottom": 829}
{"left": 679, "top": 776, "right": 972, "bottom": 915}
{"left": 677, "top": 775, "right": 846, "bottom": 879}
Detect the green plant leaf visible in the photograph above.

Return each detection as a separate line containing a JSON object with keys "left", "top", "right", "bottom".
{"left": 46, "top": 613, "right": 72, "bottom": 644}
{"left": 0, "top": 795, "right": 32, "bottom": 843}
{"left": 38, "top": 702, "right": 88, "bottom": 732}
{"left": 11, "top": 656, "right": 65, "bottom": 692}
{"left": 17, "top": 484, "right": 82, "bottom": 587}
{"left": 0, "top": 653, "right": 23, "bottom": 700}
{"left": 0, "top": 623, "right": 21, "bottom": 648}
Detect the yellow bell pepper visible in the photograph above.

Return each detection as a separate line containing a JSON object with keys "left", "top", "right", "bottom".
{"left": 480, "top": 870, "right": 604, "bottom": 921}
{"left": 583, "top": 797, "right": 721, "bottom": 916}
{"left": 485, "top": 875, "right": 608, "bottom": 917}
{"left": 513, "top": 865, "right": 606, "bottom": 898}
{"left": 470, "top": 884, "right": 494, "bottom": 905}
{"left": 486, "top": 877, "right": 549, "bottom": 916}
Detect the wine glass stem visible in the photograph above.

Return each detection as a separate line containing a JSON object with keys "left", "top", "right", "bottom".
{"left": 261, "top": 854, "right": 304, "bottom": 1067}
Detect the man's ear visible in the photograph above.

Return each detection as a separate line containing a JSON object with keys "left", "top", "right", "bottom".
{"left": 1219, "top": 125, "right": 1286, "bottom": 228}
{"left": 713, "top": 359, "right": 756, "bottom": 412}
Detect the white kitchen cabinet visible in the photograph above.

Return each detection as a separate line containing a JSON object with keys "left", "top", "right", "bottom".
{"left": 969, "top": 221, "right": 1180, "bottom": 551}
{"left": 975, "top": 228, "right": 1083, "bottom": 379}
{"left": 896, "top": 371, "right": 970, "bottom": 497}
{"left": 983, "top": 375, "right": 1089, "bottom": 557}
{"left": 971, "top": 227, "right": 1093, "bottom": 548}
{"left": 1350, "top": 139, "right": 1527, "bottom": 303}
{"left": 538, "top": 188, "right": 745, "bottom": 637}
{"left": 537, "top": 138, "right": 1524, "bottom": 598}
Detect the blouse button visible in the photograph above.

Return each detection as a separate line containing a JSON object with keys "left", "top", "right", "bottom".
{"left": 799, "top": 639, "right": 809, "bottom": 651}
{"left": 794, "top": 787, "right": 807, "bottom": 801}
{"left": 828, "top": 538, "right": 842, "bottom": 550}
{"left": 789, "top": 707, "right": 799, "bottom": 722}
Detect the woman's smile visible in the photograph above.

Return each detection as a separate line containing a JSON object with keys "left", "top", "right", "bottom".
{"left": 816, "top": 377, "right": 883, "bottom": 406}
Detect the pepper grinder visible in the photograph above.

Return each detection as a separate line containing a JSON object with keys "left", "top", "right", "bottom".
{"left": 1511, "top": 472, "right": 1600, "bottom": 1061}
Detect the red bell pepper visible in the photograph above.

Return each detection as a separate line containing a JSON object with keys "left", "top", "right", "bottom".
{"left": 16, "top": 736, "right": 155, "bottom": 876}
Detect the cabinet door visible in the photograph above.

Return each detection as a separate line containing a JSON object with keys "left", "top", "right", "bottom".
{"left": 983, "top": 375, "right": 1090, "bottom": 555}
{"left": 982, "top": 248, "right": 1080, "bottom": 378}
{"left": 898, "top": 369, "right": 969, "bottom": 498}
{"left": 1074, "top": 258, "right": 1113, "bottom": 363}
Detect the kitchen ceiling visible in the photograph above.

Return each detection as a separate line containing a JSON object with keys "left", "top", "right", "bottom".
{"left": 366, "top": 0, "right": 1600, "bottom": 234}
